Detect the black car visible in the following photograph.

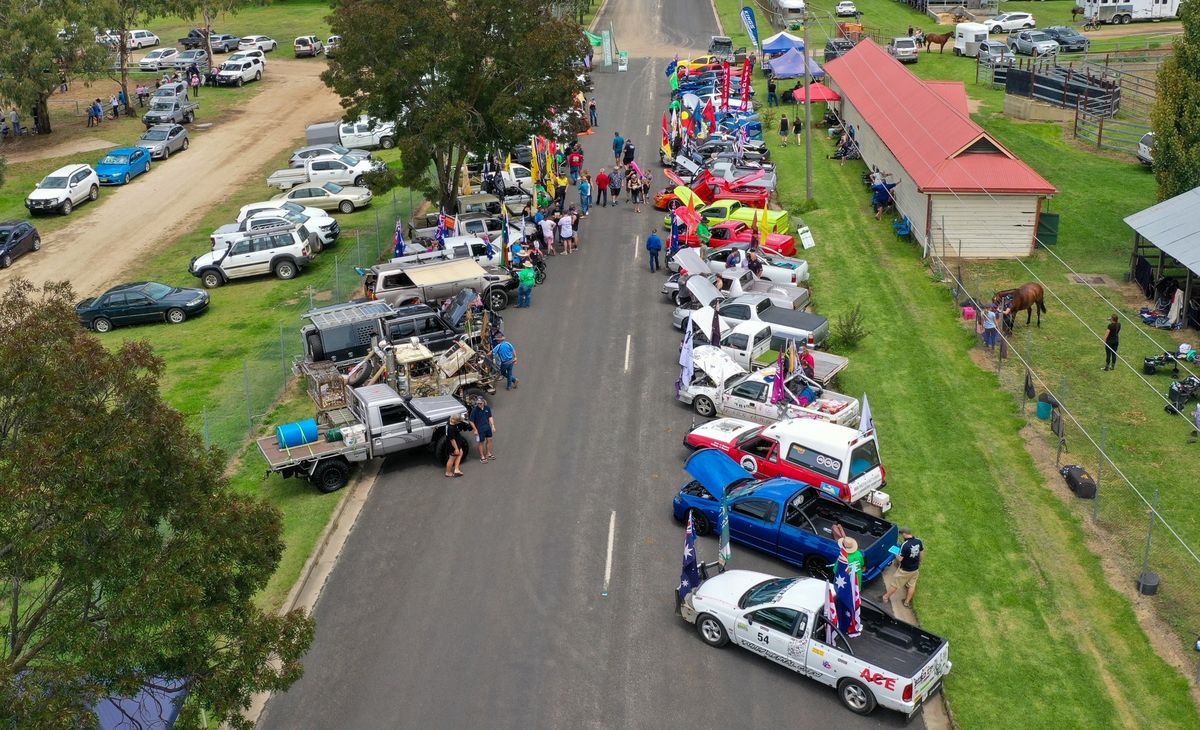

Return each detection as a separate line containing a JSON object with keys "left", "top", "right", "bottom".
{"left": 1042, "top": 26, "right": 1090, "bottom": 53}
{"left": 824, "top": 37, "right": 856, "bottom": 63}
{"left": 76, "top": 281, "right": 209, "bottom": 333}
{"left": 0, "top": 220, "right": 40, "bottom": 269}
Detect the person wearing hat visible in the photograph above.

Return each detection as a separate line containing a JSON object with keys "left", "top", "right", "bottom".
{"left": 882, "top": 527, "right": 924, "bottom": 608}
{"left": 838, "top": 536, "right": 865, "bottom": 588}
{"left": 491, "top": 333, "right": 518, "bottom": 390}
{"left": 516, "top": 261, "right": 536, "bottom": 308}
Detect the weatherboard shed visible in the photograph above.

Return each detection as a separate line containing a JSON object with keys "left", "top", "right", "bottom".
{"left": 823, "top": 40, "right": 1057, "bottom": 259}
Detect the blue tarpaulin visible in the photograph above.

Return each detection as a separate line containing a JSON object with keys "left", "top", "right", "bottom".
{"left": 761, "top": 31, "right": 805, "bottom": 54}
{"left": 766, "top": 47, "right": 807, "bottom": 79}
{"left": 94, "top": 678, "right": 188, "bottom": 730}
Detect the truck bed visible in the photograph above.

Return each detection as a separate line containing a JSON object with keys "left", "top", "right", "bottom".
{"left": 257, "top": 432, "right": 354, "bottom": 469}
{"left": 267, "top": 168, "right": 309, "bottom": 189}
{"left": 849, "top": 604, "right": 945, "bottom": 677}
{"left": 759, "top": 307, "right": 827, "bottom": 332}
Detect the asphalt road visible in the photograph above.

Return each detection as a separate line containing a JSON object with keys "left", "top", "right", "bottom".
{"left": 260, "top": 1, "right": 919, "bottom": 727}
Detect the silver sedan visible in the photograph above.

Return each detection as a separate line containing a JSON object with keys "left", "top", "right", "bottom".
{"left": 134, "top": 124, "right": 189, "bottom": 159}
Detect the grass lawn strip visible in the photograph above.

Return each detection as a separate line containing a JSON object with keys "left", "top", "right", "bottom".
{"left": 714, "top": 0, "right": 1200, "bottom": 725}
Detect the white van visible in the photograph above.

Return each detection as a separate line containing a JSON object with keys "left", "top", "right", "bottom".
{"left": 773, "top": 0, "right": 806, "bottom": 21}
{"left": 954, "top": 23, "right": 989, "bottom": 57}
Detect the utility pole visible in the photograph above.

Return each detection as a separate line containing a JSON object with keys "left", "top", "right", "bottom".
{"left": 802, "top": 10, "right": 814, "bottom": 201}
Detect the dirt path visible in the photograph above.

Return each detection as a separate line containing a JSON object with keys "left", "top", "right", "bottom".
{"left": 0, "top": 59, "right": 343, "bottom": 297}
{"left": 2, "top": 137, "right": 121, "bottom": 165}
{"left": 1085, "top": 22, "right": 1182, "bottom": 40}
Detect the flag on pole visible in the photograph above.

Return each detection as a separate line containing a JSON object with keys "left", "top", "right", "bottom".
{"left": 669, "top": 216, "right": 682, "bottom": 255}
{"left": 824, "top": 580, "right": 840, "bottom": 644}
{"left": 504, "top": 153, "right": 513, "bottom": 172}
{"left": 834, "top": 544, "right": 863, "bottom": 637}
{"left": 665, "top": 55, "right": 678, "bottom": 78}
{"left": 393, "top": 219, "right": 406, "bottom": 258}
{"left": 859, "top": 394, "right": 875, "bottom": 436}
{"left": 435, "top": 208, "right": 452, "bottom": 250}
{"left": 710, "top": 300, "right": 722, "bottom": 349}
{"left": 702, "top": 99, "right": 717, "bottom": 135}
{"left": 529, "top": 137, "right": 541, "bottom": 191}
{"left": 739, "top": 56, "right": 752, "bottom": 108}
{"left": 720, "top": 60, "right": 731, "bottom": 111}
{"left": 677, "top": 312, "right": 695, "bottom": 399}
{"left": 758, "top": 200, "right": 771, "bottom": 248}
{"left": 718, "top": 499, "right": 732, "bottom": 565}
{"left": 661, "top": 111, "right": 672, "bottom": 160}
{"left": 770, "top": 350, "right": 786, "bottom": 404}
{"left": 677, "top": 511, "right": 702, "bottom": 602}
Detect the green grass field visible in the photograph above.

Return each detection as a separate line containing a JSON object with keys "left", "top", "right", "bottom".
{"left": 716, "top": 0, "right": 1200, "bottom": 725}
{"left": 146, "top": 0, "right": 333, "bottom": 47}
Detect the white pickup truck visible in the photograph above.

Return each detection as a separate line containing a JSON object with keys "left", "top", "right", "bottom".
{"left": 305, "top": 116, "right": 396, "bottom": 151}
{"left": 681, "top": 310, "right": 848, "bottom": 382}
{"left": 680, "top": 569, "right": 950, "bottom": 719}
{"left": 267, "top": 155, "right": 376, "bottom": 191}
{"left": 211, "top": 209, "right": 339, "bottom": 251}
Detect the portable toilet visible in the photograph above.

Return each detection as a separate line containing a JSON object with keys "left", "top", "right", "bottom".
{"left": 954, "top": 22, "right": 989, "bottom": 58}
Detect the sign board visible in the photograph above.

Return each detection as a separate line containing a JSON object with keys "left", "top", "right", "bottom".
{"left": 798, "top": 225, "right": 816, "bottom": 250}
{"left": 602, "top": 31, "right": 613, "bottom": 67}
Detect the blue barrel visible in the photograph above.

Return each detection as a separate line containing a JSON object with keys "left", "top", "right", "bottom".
{"left": 1036, "top": 401, "right": 1052, "bottom": 421}
{"left": 276, "top": 418, "right": 319, "bottom": 449}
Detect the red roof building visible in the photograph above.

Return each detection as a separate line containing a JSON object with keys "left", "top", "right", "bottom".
{"left": 824, "top": 40, "right": 1057, "bottom": 258}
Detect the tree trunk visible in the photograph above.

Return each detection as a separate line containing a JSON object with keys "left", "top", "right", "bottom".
{"left": 35, "top": 94, "right": 52, "bottom": 134}
{"left": 119, "top": 36, "right": 133, "bottom": 116}
{"left": 204, "top": 12, "right": 215, "bottom": 72}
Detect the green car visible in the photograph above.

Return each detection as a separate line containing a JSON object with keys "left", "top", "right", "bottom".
{"left": 664, "top": 186, "right": 790, "bottom": 233}
{"left": 76, "top": 281, "right": 209, "bottom": 333}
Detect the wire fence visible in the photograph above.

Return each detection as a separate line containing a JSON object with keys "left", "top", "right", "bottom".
{"left": 924, "top": 244, "right": 1200, "bottom": 647}
{"left": 180, "top": 188, "right": 422, "bottom": 460}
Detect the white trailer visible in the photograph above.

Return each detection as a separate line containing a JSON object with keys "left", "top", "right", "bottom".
{"left": 1081, "top": 0, "right": 1181, "bottom": 25}
{"left": 953, "top": 23, "right": 989, "bottom": 58}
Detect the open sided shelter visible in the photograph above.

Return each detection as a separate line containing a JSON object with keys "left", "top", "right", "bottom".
{"left": 824, "top": 40, "right": 1056, "bottom": 259}
{"left": 1127, "top": 186, "right": 1200, "bottom": 329}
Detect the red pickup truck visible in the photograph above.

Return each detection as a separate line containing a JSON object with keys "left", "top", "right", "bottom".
{"left": 673, "top": 220, "right": 797, "bottom": 257}
{"left": 654, "top": 169, "right": 771, "bottom": 212}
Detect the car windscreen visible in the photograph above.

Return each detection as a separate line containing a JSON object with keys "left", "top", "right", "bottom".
{"left": 141, "top": 130, "right": 169, "bottom": 141}
{"left": 150, "top": 101, "right": 173, "bottom": 111}
{"left": 848, "top": 439, "right": 881, "bottom": 481}
{"left": 0, "top": 231, "right": 10, "bottom": 244}
{"left": 40, "top": 176, "right": 68, "bottom": 189}
{"left": 1028, "top": 33, "right": 1049, "bottom": 42}
{"left": 142, "top": 282, "right": 173, "bottom": 299}
{"left": 339, "top": 155, "right": 358, "bottom": 166}
{"left": 221, "top": 63, "right": 240, "bottom": 71}
{"left": 100, "top": 155, "right": 129, "bottom": 165}
{"left": 739, "top": 578, "right": 798, "bottom": 609}
{"left": 322, "top": 182, "right": 345, "bottom": 193}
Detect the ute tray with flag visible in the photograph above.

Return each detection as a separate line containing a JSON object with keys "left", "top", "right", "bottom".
{"left": 676, "top": 567, "right": 951, "bottom": 719}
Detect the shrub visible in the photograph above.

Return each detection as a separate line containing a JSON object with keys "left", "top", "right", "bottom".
{"left": 831, "top": 303, "right": 871, "bottom": 350}
{"left": 361, "top": 164, "right": 401, "bottom": 195}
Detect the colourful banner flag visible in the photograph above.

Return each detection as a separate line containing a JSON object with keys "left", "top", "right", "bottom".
{"left": 739, "top": 57, "right": 752, "bottom": 108}
{"left": 720, "top": 60, "right": 731, "bottom": 112}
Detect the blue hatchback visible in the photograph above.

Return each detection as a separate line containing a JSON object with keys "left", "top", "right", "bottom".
{"left": 95, "top": 147, "right": 151, "bottom": 185}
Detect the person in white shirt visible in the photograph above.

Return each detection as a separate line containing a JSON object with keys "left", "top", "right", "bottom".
{"left": 558, "top": 212, "right": 575, "bottom": 255}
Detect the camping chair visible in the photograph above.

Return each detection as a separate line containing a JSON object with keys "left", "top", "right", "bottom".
{"left": 892, "top": 216, "right": 912, "bottom": 240}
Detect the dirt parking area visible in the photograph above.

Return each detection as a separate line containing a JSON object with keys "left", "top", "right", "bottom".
{"left": 0, "top": 58, "right": 343, "bottom": 297}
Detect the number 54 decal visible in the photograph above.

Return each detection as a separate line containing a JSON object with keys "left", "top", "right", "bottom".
{"left": 756, "top": 631, "right": 770, "bottom": 644}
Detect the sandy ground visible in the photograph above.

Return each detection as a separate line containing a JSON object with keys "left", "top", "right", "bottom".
{"left": 0, "top": 58, "right": 342, "bottom": 297}
{"left": 1084, "top": 22, "right": 1182, "bottom": 40}
{"left": 2, "top": 137, "right": 120, "bottom": 165}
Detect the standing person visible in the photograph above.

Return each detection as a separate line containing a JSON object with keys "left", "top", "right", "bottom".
{"left": 594, "top": 168, "right": 609, "bottom": 207}
{"left": 554, "top": 172, "right": 568, "bottom": 210}
{"left": 442, "top": 415, "right": 474, "bottom": 478}
{"left": 92, "top": 99, "right": 103, "bottom": 126}
{"left": 9, "top": 107, "right": 20, "bottom": 135}
{"left": 469, "top": 398, "right": 496, "bottom": 462}
{"left": 628, "top": 167, "right": 645, "bottom": 213}
{"left": 612, "top": 131, "right": 625, "bottom": 167}
{"left": 609, "top": 165, "right": 624, "bottom": 206}
{"left": 838, "top": 536, "right": 865, "bottom": 588}
{"left": 588, "top": 97, "right": 598, "bottom": 127}
{"left": 558, "top": 209, "right": 575, "bottom": 254}
{"left": 646, "top": 229, "right": 663, "bottom": 273}
{"left": 190, "top": 72, "right": 201, "bottom": 97}
{"left": 491, "top": 333, "right": 518, "bottom": 390}
{"left": 109, "top": 94, "right": 119, "bottom": 119}
{"left": 567, "top": 148, "right": 584, "bottom": 184}
{"left": 516, "top": 261, "right": 536, "bottom": 307}
{"left": 982, "top": 303, "right": 999, "bottom": 349}
{"left": 793, "top": 116, "right": 802, "bottom": 146}
{"left": 569, "top": 205, "right": 582, "bottom": 249}
{"left": 538, "top": 213, "right": 557, "bottom": 256}
{"left": 578, "top": 175, "right": 591, "bottom": 216}
{"left": 779, "top": 113, "right": 789, "bottom": 147}
{"left": 799, "top": 345, "right": 816, "bottom": 379}
{"left": 622, "top": 139, "right": 636, "bottom": 166}
{"left": 59, "top": 73, "right": 68, "bottom": 93}
{"left": 767, "top": 76, "right": 778, "bottom": 107}
{"left": 1103, "top": 313, "right": 1120, "bottom": 371}
{"left": 725, "top": 247, "right": 742, "bottom": 269}
{"left": 881, "top": 527, "right": 924, "bottom": 608}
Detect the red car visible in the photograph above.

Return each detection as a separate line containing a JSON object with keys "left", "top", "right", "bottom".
{"left": 674, "top": 220, "right": 797, "bottom": 257}
{"left": 654, "top": 170, "right": 771, "bottom": 211}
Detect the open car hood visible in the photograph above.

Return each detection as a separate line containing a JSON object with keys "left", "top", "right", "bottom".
{"left": 684, "top": 448, "right": 756, "bottom": 501}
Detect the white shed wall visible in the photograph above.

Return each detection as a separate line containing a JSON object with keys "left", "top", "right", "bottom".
{"left": 928, "top": 194, "right": 1040, "bottom": 259}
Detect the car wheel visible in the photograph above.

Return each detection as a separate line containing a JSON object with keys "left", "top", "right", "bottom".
{"left": 201, "top": 270, "right": 223, "bottom": 288}
{"left": 236, "top": 77, "right": 243, "bottom": 87}
{"left": 838, "top": 679, "right": 878, "bottom": 716}
{"left": 693, "top": 396, "right": 716, "bottom": 418}
{"left": 145, "top": 160, "right": 151, "bottom": 173}
{"left": 165, "top": 307, "right": 186, "bottom": 324}
{"left": 338, "top": 200, "right": 354, "bottom": 214}
{"left": 92, "top": 317, "right": 113, "bottom": 333}
{"left": 688, "top": 508, "right": 711, "bottom": 535}
{"left": 60, "top": 199, "right": 73, "bottom": 215}
{"left": 255, "top": 71, "right": 261, "bottom": 81}
{"left": 804, "top": 554, "right": 832, "bottom": 579}
{"left": 991, "top": 26, "right": 1001, "bottom": 34}
{"left": 88, "top": 185, "right": 99, "bottom": 201}
{"left": 123, "top": 173, "right": 130, "bottom": 185}
{"left": 31, "top": 236, "right": 41, "bottom": 251}
{"left": 312, "top": 459, "right": 350, "bottom": 493}
{"left": 162, "top": 145, "right": 170, "bottom": 159}
{"left": 380, "top": 136, "right": 395, "bottom": 149}
{"left": 274, "top": 261, "right": 298, "bottom": 280}
{"left": 185, "top": 111, "right": 194, "bottom": 123}
{"left": 353, "top": 175, "right": 365, "bottom": 186}
{"left": 0, "top": 254, "right": 10, "bottom": 269}
{"left": 182, "top": 138, "right": 189, "bottom": 150}
{"left": 695, "top": 614, "right": 729, "bottom": 647}
{"left": 487, "top": 287, "right": 509, "bottom": 311}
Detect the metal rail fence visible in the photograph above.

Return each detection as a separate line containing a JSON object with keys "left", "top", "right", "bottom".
{"left": 1072, "top": 107, "right": 1149, "bottom": 158}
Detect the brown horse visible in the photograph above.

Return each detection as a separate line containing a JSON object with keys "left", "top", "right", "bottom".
{"left": 993, "top": 283, "right": 1047, "bottom": 328}
{"left": 1071, "top": 5, "right": 1086, "bottom": 21}
{"left": 925, "top": 32, "right": 952, "bottom": 53}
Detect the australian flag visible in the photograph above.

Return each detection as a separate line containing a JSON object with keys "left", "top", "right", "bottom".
{"left": 435, "top": 208, "right": 450, "bottom": 250}
{"left": 664, "top": 55, "right": 678, "bottom": 78}
{"left": 393, "top": 220, "right": 406, "bottom": 258}
{"left": 677, "top": 512, "right": 702, "bottom": 603}
{"left": 833, "top": 546, "right": 863, "bottom": 637}
{"left": 669, "top": 216, "right": 681, "bottom": 255}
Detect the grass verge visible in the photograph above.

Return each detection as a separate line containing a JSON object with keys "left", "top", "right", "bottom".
{"left": 715, "top": 0, "right": 1200, "bottom": 725}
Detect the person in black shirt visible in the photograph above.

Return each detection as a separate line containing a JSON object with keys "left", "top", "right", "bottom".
{"left": 442, "top": 415, "right": 475, "bottom": 478}
{"left": 882, "top": 527, "right": 924, "bottom": 608}
{"left": 1103, "top": 314, "right": 1120, "bottom": 371}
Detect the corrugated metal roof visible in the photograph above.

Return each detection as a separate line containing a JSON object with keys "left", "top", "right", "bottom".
{"left": 824, "top": 41, "right": 1057, "bottom": 196}
{"left": 1124, "top": 186, "right": 1200, "bottom": 274}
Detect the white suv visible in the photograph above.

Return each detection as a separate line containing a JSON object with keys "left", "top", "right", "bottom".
{"left": 190, "top": 224, "right": 315, "bottom": 288}
{"left": 26, "top": 164, "right": 100, "bottom": 215}
{"left": 238, "top": 209, "right": 339, "bottom": 249}
{"left": 127, "top": 30, "right": 159, "bottom": 48}
{"left": 215, "top": 59, "right": 261, "bottom": 86}
{"left": 989, "top": 12, "right": 1036, "bottom": 33}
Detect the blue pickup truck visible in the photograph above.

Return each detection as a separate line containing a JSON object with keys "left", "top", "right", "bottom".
{"left": 673, "top": 449, "right": 898, "bottom": 581}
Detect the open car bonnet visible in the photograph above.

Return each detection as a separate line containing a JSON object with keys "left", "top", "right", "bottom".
{"left": 684, "top": 272, "right": 724, "bottom": 307}
{"left": 685, "top": 447, "right": 757, "bottom": 501}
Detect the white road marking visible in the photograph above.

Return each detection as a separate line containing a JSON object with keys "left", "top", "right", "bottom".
{"left": 602, "top": 510, "right": 617, "bottom": 596}
{"left": 634, "top": 234, "right": 640, "bottom": 261}
{"left": 646, "top": 123, "right": 651, "bottom": 136}
{"left": 623, "top": 334, "right": 632, "bottom": 372}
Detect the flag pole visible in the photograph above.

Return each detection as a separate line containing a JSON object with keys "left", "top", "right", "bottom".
{"left": 802, "top": 9, "right": 814, "bottom": 201}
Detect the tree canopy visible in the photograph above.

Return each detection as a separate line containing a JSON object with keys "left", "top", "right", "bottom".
{"left": 1150, "top": 0, "right": 1200, "bottom": 201}
{"left": 0, "top": 280, "right": 313, "bottom": 729}
{"left": 323, "top": 0, "right": 587, "bottom": 207}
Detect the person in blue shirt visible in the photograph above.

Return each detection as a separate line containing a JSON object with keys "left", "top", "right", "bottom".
{"left": 491, "top": 334, "right": 518, "bottom": 390}
{"left": 612, "top": 132, "right": 625, "bottom": 167}
{"left": 871, "top": 177, "right": 898, "bottom": 220}
{"left": 645, "top": 230, "right": 663, "bottom": 273}
{"left": 468, "top": 397, "right": 496, "bottom": 462}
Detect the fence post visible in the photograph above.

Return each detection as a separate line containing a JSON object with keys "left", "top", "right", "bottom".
{"left": 243, "top": 360, "right": 253, "bottom": 431}
{"left": 335, "top": 254, "right": 341, "bottom": 301}
{"left": 280, "top": 324, "right": 288, "bottom": 381}
{"left": 1073, "top": 99, "right": 1080, "bottom": 139}
{"left": 1097, "top": 117, "right": 1104, "bottom": 149}
{"left": 1094, "top": 426, "right": 1106, "bottom": 521}
{"left": 202, "top": 405, "right": 210, "bottom": 447}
